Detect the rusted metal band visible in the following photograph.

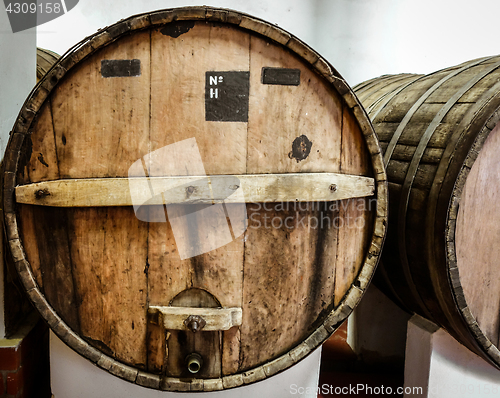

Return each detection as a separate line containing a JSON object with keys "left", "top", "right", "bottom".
{"left": 357, "top": 74, "right": 419, "bottom": 107}
{"left": 427, "top": 78, "right": 500, "bottom": 227}
{"left": 383, "top": 56, "right": 494, "bottom": 166}
{"left": 367, "top": 74, "right": 424, "bottom": 121}
{"left": 355, "top": 74, "right": 411, "bottom": 102}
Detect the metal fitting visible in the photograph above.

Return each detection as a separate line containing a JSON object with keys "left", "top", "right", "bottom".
{"left": 186, "top": 353, "right": 203, "bottom": 374}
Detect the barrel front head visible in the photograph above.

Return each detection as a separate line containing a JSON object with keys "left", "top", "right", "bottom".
{"left": 3, "top": 7, "right": 387, "bottom": 390}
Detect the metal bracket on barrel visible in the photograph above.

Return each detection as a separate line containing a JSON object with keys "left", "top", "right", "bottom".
{"left": 148, "top": 306, "right": 242, "bottom": 332}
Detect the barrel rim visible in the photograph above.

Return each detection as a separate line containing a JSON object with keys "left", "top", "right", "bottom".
{"left": 3, "top": 6, "right": 388, "bottom": 391}
{"left": 445, "top": 105, "right": 500, "bottom": 367}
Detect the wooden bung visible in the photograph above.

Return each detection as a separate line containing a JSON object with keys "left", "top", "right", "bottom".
{"left": 3, "top": 7, "right": 387, "bottom": 391}
{"left": 355, "top": 55, "right": 500, "bottom": 370}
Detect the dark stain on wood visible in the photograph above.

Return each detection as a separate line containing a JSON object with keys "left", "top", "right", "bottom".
{"left": 309, "top": 202, "right": 330, "bottom": 323}
{"left": 35, "top": 189, "right": 50, "bottom": 199}
{"left": 160, "top": 21, "right": 195, "bottom": 38}
{"left": 34, "top": 207, "right": 81, "bottom": 333}
{"left": 146, "top": 321, "right": 167, "bottom": 373}
{"left": 37, "top": 153, "right": 49, "bottom": 167}
{"left": 84, "top": 335, "right": 115, "bottom": 357}
{"left": 261, "top": 67, "right": 301, "bottom": 86}
{"left": 101, "top": 59, "right": 141, "bottom": 78}
{"left": 17, "top": 134, "right": 32, "bottom": 183}
{"left": 191, "top": 255, "right": 206, "bottom": 287}
{"left": 289, "top": 135, "right": 313, "bottom": 162}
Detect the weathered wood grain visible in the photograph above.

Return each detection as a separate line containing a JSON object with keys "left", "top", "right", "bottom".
{"left": 37, "top": 48, "right": 60, "bottom": 82}
{"left": 247, "top": 34, "right": 343, "bottom": 174}
{"left": 69, "top": 207, "right": 149, "bottom": 367}
{"left": 334, "top": 107, "right": 373, "bottom": 305}
{"left": 240, "top": 33, "right": 347, "bottom": 371}
{"left": 29, "top": 207, "right": 80, "bottom": 332}
{"left": 240, "top": 201, "right": 339, "bottom": 370}
{"left": 18, "top": 205, "right": 42, "bottom": 288}
{"left": 49, "top": 32, "right": 151, "bottom": 179}
{"left": 146, "top": 21, "right": 248, "bottom": 376}
{"left": 365, "top": 75, "right": 423, "bottom": 118}
{"left": 22, "top": 101, "right": 60, "bottom": 183}
{"left": 47, "top": 30, "right": 152, "bottom": 368}
{"left": 149, "top": 22, "right": 249, "bottom": 175}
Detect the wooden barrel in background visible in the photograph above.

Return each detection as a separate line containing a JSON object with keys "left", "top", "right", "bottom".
{"left": 36, "top": 48, "right": 60, "bottom": 82}
{"left": 4, "top": 7, "right": 386, "bottom": 391}
{"left": 355, "top": 56, "right": 500, "bottom": 369}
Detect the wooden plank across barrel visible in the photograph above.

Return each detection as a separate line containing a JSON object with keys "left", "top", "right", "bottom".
{"left": 354, "top": 56, "right": 500, "bottom": 370}
{"left": 3, "top": 7, "right": 387, "bottom": 391}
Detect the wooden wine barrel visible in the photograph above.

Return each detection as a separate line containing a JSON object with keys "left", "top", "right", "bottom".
{"left": 354, "top": 56, "right": 500, "bottom": 369}
{"left": 36, "top": 48, "right": 60, "bottom": 82}
{"left": 4, "top": 7, "right": 386, "bottom": 391}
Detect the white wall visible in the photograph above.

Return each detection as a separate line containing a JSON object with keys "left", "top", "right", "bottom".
{"left": 36, "top": 0, "right": 317, "bottom": 58}
{"left": 37, "top": 0, "right": 500, "bottom": 86}
{"left": 314, "top": 0, "right": 500, "bottom": 85}
{"left": 405, "top": 315, "right": 500, "bottom": 398}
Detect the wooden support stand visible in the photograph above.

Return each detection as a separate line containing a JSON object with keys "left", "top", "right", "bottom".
{"left": 405, "top": 315, "right": 500, "bottom": 397}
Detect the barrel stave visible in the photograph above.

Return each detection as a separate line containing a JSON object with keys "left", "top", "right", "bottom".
{"left": 374, "top": 122, "right": 453, "bottom": 148}
{"left": 371, "top": 72, "right": 448, "bottom": 124}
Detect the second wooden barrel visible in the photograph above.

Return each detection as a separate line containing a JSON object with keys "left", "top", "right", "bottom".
{"left": 4, "top": 7, "right": 386, "bottom": 391}
{"left": 355, "top": 56, "right": 500, "bottom": 369}
{"left": 36, "top": 47, "right": 60, "bottom": 82}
